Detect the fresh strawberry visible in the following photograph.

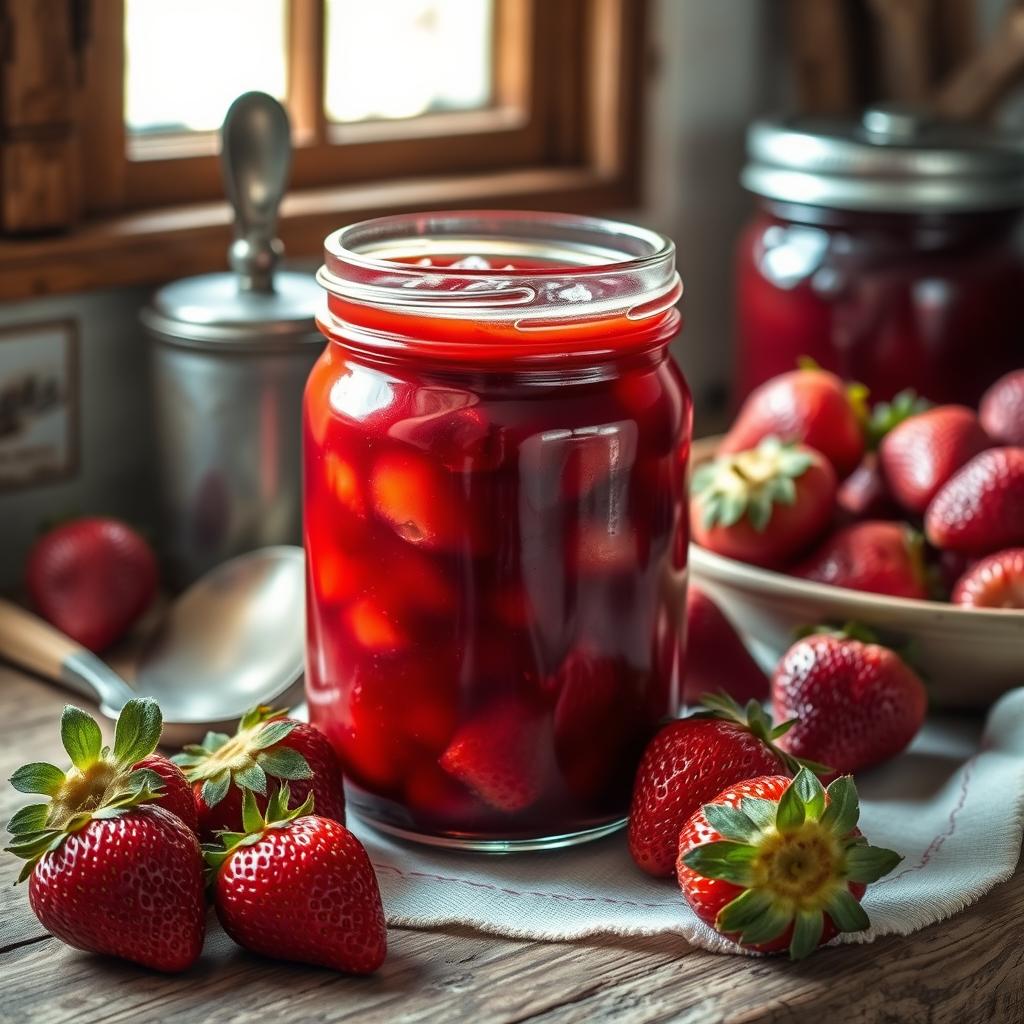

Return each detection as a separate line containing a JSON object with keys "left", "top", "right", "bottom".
{"left": 627, "top": 695, "right": 811, "bottom": 878}
{"left": 133, "top": 753, "right": 199, "bottom": 834}
{"left": 682, "top": 586, "right": 768, "bottom": 706}
{"left": 837, "top": 453, "right": 901, "bottom": 521}
{"left": 6, "top": 699, "right": 205, "bottom": 972}
{"left": 951, "top": 548, "right": 1024, "bottom": 609}
{"left": 924, "top": 447, "right": 1024, "bottom": 555}
{"left": 771, "top": 628, "right": 927, "bottom": 774}
{"left": 439, "top": 696, "right": 547, "bottom": 813}
{"left": 173, "top": 705, "right": 345, "bottom": 841}
{"left": 878, "top": 405, "right": 990, "bottom": 515}
{"left": 980, "top": 370, "right": 1024, "bottom": 446}
{"left": 207, "top": 787, "right": 386, "bottom": 974}
{"left": 691, "top": 438, "right": 837, "bottom": 569}
{"left": 792, "top": 521, "right": 928, "bottom": 600}
{"left": 25, "top": 517, "right": 158, "bottom": 652}
{"left": 720, "top": 368, "right": 866, "bottom": 478}
{"left": 677, "top": 769, "right": 901, "bottom": 959}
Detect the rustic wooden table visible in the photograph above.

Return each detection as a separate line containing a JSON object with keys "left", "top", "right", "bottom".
{"left": 2, "top": 664, "right": 1023, "bottom": 1024}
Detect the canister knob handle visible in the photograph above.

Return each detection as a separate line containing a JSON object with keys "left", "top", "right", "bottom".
{"left": 221, "top": 91, "right": 291, "bottom": 293}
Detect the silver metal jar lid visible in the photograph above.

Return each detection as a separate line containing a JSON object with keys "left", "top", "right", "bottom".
{"left": 142, "top": 270, "right": 323, "bottom": 351}
{"left": 141, "top": 92, "right": 323, "bottom": 352}
{"left": 742, "top": 106, "right": 1024, "bottom": 212}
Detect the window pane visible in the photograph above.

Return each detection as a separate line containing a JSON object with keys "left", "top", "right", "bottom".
{"left": 124, "top": 0, "right": 287, "bottom": 135}
{"left": 325, "top": 0, "right": 494, "bottom": 123}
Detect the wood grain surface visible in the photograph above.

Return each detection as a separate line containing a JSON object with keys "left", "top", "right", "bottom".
{"left": 2, "top": 664, "right": 1022, "bottom": 1024}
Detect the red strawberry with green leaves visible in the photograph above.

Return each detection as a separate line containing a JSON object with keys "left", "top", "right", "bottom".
{"left": 683, "top": 586, "right": 768, "bottom": 706}
{"left": 772, "top": 627, "right": 927, "bottom": 775}
{"left": 677, "top": 769, "right": 901, "bottom": 959}
{"left": 792, "top": 521, "right": 929, "bottom": 600}
{"left": 439, "top": 696, "right": 548, "bottom": 813}
{"left": 720, "top": 367, "right": 866, "bottom": 478}
{"left": 951, "top": 548, "right": 1024, "bottom": 609}
{"left": 6, "top": 699, "right": 205, "bottom": 972}
{"left": 691, "top": 438, "right": 837, "bottom": 569}
{"left": 206, "top": 786, "right": 386, "bottom": 974}
{"left": 173, "top": 705, "right": 345, "bottom": 841}
{"left": 25, "top": 517, "right": 158, "bottom": 653}
{"left": 878, "top": 405, "right": 990, "bottom": 515}
{"left": 925, "top": 447, "right": 1024, "bottom": 555}
{"left": 980, "top": 370, "right": 1024, "bottom": 446}
{"left": 627, "top": 695, "right": 823, "bottom": 878}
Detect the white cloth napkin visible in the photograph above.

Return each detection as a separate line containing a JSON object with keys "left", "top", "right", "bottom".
{"left": 346, "top": 689, "right": 1024, "bottom": 953}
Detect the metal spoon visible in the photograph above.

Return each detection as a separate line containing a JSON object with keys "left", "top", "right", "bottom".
{"left": 0, "top": 546, "right": 306, "bottom": 746}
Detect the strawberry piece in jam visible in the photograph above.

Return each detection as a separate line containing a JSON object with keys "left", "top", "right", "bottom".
{"left": 439, "top": 697, "right": 549, "bottom": 813}
{"left": 371, "top": 450, "right": 486, "bottom": 551}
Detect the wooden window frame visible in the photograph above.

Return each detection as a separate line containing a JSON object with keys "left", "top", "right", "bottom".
{"left": 0, "top": 0, "right": 647, "bottom": 300}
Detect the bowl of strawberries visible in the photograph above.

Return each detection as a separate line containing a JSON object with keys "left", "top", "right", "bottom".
{"left": 689, "top": 366, "right": 1024, "bottom": 709}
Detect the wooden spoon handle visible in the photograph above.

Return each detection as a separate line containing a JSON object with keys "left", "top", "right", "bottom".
{"left": 0, "top": 598, "right": 134, "bottom": 713}
{"left": 0, "top": 597, "right": 79, "bottom": 681}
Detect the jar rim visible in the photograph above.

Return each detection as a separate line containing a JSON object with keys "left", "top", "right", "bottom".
{"left": 317, "top": 210, "right": 681, "bottom": 328}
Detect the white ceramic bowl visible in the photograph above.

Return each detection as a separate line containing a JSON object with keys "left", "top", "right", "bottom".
{"left": 689, "top": 438, "right": 1024, "bottom": 709}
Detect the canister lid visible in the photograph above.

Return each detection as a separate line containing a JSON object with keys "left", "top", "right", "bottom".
{"left": 743, "top": 106, "right": 1024, "bottom": 212}
{"left": 142, "top": 270, "right": 323, "bottom": 350}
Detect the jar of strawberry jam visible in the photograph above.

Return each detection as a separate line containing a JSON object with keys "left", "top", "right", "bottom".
{"left": 304, "top": 211, "right": 690, "bottom": 850}
{"left": 737, "top": 108, "right": 1024, "bottom": 404}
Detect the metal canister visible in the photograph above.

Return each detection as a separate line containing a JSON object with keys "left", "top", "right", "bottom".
{"left": 142, "top": 93, "right": 323, "bottom": 587}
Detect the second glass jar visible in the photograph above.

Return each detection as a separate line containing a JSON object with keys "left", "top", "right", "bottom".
{"left": 303, "top": 211, "right": 690, "bottom": 850}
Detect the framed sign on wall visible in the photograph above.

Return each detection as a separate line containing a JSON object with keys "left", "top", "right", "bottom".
{"left": 0, "top": 319, "right": 79, "bottom": 492}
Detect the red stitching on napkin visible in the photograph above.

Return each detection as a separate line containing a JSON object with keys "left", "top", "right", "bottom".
{"left": 875, "top": 757, "right": 975, "bottom": 886}
{"left": 371, "top": 863, "right": 681, "bottom": 908}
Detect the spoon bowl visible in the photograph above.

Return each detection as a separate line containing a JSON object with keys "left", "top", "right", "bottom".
{"left": 0, "top": 546, "right": 306, "bottom": 745}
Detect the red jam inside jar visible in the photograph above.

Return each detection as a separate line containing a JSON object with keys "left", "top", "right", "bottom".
{"left": 736, "top": 203, "right": 1024, "bottom": 404}
{"left": 303, "top": 211, "right": 690, "bottom": 850}
{"left": 736, "top": 111, "right": 1024, "bottom": 405}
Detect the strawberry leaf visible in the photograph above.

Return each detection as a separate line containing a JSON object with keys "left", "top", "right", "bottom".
{"left": 9, "top": 762, "right": 65, "bottom": 796}
{"left": 199, "top": 732, "right": 231, "bottom": 753}
{"left": 682, "top": 841, "right": 758, "bottom": 887}
{"left": 825, "top": 887, "right": 871, "bottom": 933}
{"left": 789, "top": 909, "right": 825, "bottom": 961}
{"left": 201, "top": 770, "right": 232, "bottom": 809}
{"left": 704, "top": 803, "right": 761, "bottom": 843}
{"left": 252, "top": 720, "right": 296, "bottom": 749}
{"left": 241, "top": 788, "right": 264, "bottom": 834}
{"left": 793, "top": 767, "right": 826, "bottom": 821}
{"left": 716, "top": 887, "right": 773, "bottom": 933}
{"left": 738, "top": 796, "right": 777, "bottom": 830}
{"left": 775, "top": 776, "right": 807, "bottom": 832}
{"left": 111, "top": 698, "right": 163, "bottom": 768}
{"left": 738, "top": 903, "right": 793, "bottom": 946}
{"left": 234, "top": 762, "right": 268, "bottom": 796}
{"left": 844, "top": 843, "right": 903, "bottom": 884}
{"left": 6, "top": 803, "right": 49, "bottom": 835}
{"left": 60, "top": 705, "right": 102, "bottom": 771}
{"left": 257, "top": 747, "right": 312, "bottom": 782}
{"left": 820, "top": 776, "right": 860, "bottom": 836}
{"left": 170, "top": 752, "right": 206, "bottom": 767}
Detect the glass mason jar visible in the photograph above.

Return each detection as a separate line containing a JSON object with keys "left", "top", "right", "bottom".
{"left": 736, "top": 108, "right": 1024, "bottom": 405}
{"left": 303, "top": 211, "right": 690, "bottom": 851}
